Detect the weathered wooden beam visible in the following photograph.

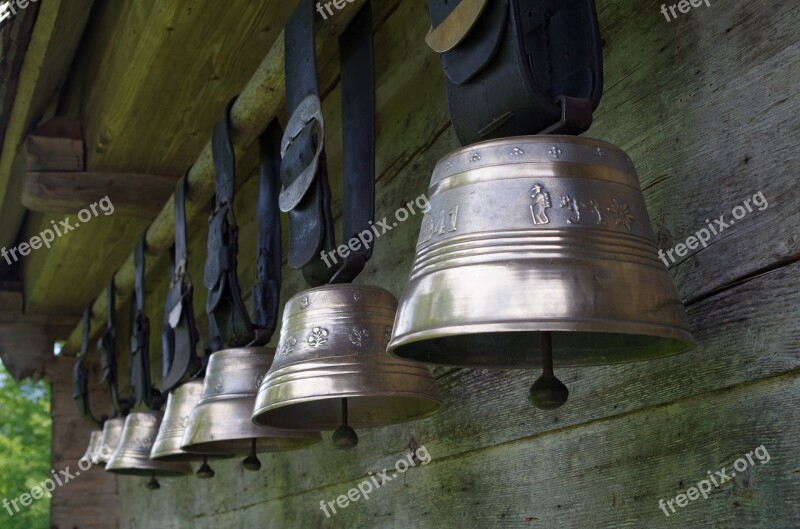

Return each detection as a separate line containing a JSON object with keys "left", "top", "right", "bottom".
{"left": 23, "top": 171, "right": 179, "bottom": 219}
{"left": 0, "top": 320, "right": 77, "bottom": 380}
{"left": 24, "top": 116, "right": 84, "bottom": 171}
{"left": 0, "top": 0, "right": 96, "bottom": 257}
{"left": 61, "top": 0, "right": 378, "bottom": 353}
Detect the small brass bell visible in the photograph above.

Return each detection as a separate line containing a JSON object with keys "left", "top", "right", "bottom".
{"left": 81, "top": 431, "right": 105, "bottom": 467}
{"left": 181, "top": 347, "right": 321, "bottom": 469}
{"left": 96, "top": 417, "right": 125, "bottom": 466}
{"left": 151, "top": 380, "right": 230, "bottom": 479}
{"left": 252, "top": 285, "right": 442, "bottom": 448}
{"left": 105, "top": 411, "right": 192, "bottom": 480}
{"left": 388, "top": 136, "right": 695, "bottom": 409}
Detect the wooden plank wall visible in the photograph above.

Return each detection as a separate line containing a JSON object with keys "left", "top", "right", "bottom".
{"left": 47, "top": 356, "right": 121, "bottom": 529}
{"left": 105, "top": 0, "right": 799, "bottom": 527}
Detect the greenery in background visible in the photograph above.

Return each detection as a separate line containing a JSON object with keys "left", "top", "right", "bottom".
{"left": 0, "top": 360, "right": 51, "bottom": 529}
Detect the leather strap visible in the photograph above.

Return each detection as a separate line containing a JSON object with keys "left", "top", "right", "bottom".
{"left": 281, "top": 0, "right": 375, "bottom": 286}
{"left": 73, "top": 304, "right": 104, "bottom": 428}
{"left": 204, "top": 98, "right": 255, "bottom": 350}
{"left": 161, "top": 172, "right": 201, "bottom": 390}
{"left": 428, "top": 0, "right": 603, "bottom": 144}
{"left": 130, "top": 237, "right": 154, "bottom": 408}
{"left": 251, "top": 120, "right": 284, "bottom": 345}
{"left": 98, "top": 278, "right": 129, "bottom": 416}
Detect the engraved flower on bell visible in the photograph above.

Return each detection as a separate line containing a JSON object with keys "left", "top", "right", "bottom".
{"left": 608, "top": 199, "right": 634, "bottom": 231}
{"left": 280, "top": 336, "right": 297, "bottom": 355}
{"left": 307, "top": 327, "right": 329, "bottom": 348}
{"left": 349, "top": 327, "right": 371, "bottom": 347}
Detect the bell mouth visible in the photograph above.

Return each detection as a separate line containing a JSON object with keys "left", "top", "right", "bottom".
{"left": 252, "top": 393, "right": 442, "bottom": 431}
{"left": 389, "top": 327, "right": 695, "bottom": 369}
{"left": 182, "top": 437, "right": 321, "bottom": 455}
{"left": 150, "top": 450, "right": 234, "bottom": 463}
{"left": 105, "top": 468, "right": 190, "bottom": 478}
{"left": 181, "top": 397, "right": 322, "bottom": 455}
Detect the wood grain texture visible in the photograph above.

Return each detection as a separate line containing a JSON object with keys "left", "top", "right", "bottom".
{"left": 0, "top": 0, "right": 96, "bottom": 254}
{"left": 22, "top": 171, "right": 179, "bottom": 218}
{"left": 46, "top": 356, "right": 121, "bottom": 529}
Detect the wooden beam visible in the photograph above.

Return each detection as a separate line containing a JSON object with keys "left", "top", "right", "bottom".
{"left": 0, "top": 0, "right": 96, "bottom": 255}
{"left": 24, "top": 116, "right": 84, "bottom": 171}
{"left": 61, "top": 0, "right": 382, "bottom": 354}
{"left": 23, "top": 171, "right": 179, "bottom": 219}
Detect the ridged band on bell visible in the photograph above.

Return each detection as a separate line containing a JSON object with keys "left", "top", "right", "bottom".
{"left": 180, "top": 347, "right": 321, "bottom": 454}
{"left": 105, "top": 411, "right": 192, "bottom": 477}
{"left": 95, "top": 417, "right": 125, "bottom": 465}
{"left": 388, "top": 136, "right": 694, "bottom": 368}
{"left": 251, "top": 285, "right": 442, "bottom": 430}
{"left": 81, "top": 431, "right": 105, "bottom": 467}
{"left": 151, "top": 380, "right": 231, "bottom": 461}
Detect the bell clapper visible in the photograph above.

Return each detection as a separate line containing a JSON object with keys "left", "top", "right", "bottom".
{"left": 332, "top": 398, "right": 359, "bottom": 450}
{"left": 146, "top": 473, "right": 160, "bottom": 490}
{"left": 528, "top": 331, "right": 569, "bottom": 410}
{"left": 196, "top": 455, "right": 215, "bottom": 479}
{"left": 242, "top": 439, "right": 262, "bottom": 471}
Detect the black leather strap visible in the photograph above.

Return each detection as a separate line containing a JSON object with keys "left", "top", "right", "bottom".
{"left": 98, "top": 278, "right": 128, "bottom": 416}
{"left": 251, "top": 120, "right": 284, "bottom": 345}
{"left": 73, "top": 304, "right": 104, "bottom": 428}
{"left": 130, "top": 237, "right": 154, "bottom": 408}
{"left": 428, "top": 0, "right": 603, "bottom": 144}
{"left": 161, "top": 172, "right": 201, "bottom": 390}
{"left": 280, "top": 0, "right": 375, "bottom": 286}
{"left": 204, "top": 99, "right": 255, "bottom": 350}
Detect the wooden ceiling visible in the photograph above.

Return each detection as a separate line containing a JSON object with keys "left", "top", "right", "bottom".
{"left": 12, "top": 0, "right": 295, "bottom": 316}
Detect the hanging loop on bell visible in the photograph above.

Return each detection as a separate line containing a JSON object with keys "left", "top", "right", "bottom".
{"left": 204, "top": 98, "right": 256, "bottom": 351}
{"left": 160, "top": 171, "right": 202, "bottom": 391}
{"left": 280, "top": 0, "right": 376, "bottom": 286}
{"left": 73, "top": 301, "right": 106, "bottom": 429}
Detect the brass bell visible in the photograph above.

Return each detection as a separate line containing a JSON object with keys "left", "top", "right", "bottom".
{"left": 105, "top": 411, "right": 192, "bottom": 479}
{"left": 388, "top": 136, "right": 695, "bottom": 408}
{"left": 150, "top": 380, "right": 228, "bottom": 479}
{"left": 81, "top": 430, "right": 105, "bottom": 466}
{"left": 95, "top": 417, "right": 126, "bottom": 466}
{"left": 181, "top": 347, "right": 321, "bottom": 470}
{"left": 252, "top": 284, "right": 442, "bottom": 449}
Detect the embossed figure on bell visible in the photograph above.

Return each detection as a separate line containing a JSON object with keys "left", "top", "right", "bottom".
{"left": 530, "top": 184, "right": 551, "bottom": 225}
{"left": 388, "top": 136, "right": 695, "bottom": 408}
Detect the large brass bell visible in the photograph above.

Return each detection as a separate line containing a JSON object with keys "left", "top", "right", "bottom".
{"left": 252, "top": 284, "right": 442, "bottom": 449}
{"left": 81, "top": 430, "right": 105, "bottom": 466}
{"left": 181, "top": 347, "right": 321, "bottom": 470}
{"left": 96, "top": 417, "right": 125, "bottom": 465}
{"left": 151, "top": 380, "right": 228, "bottom": 479}
{"left": 106, "top": 411, "right": 192, "bottom": 485}
{"left": 388, "top": 136, "right": 695, "bottom": 409}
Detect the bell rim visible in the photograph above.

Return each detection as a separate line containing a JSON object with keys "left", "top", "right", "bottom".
{"left": 180, "top": 436, "right": 322, "bottom": 455}
{"left": 388, "top": 324, "right": 695, "bottom": 369}
{"left": 181, "top": 396, "right": 322, "bottom": 454}
{"left": 251, "top": 391, "right": 443, "bottom": 430}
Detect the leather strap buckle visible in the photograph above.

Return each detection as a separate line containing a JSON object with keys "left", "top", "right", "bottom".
{"left": 279, "top": 94, "right": 326, "bottom": 212}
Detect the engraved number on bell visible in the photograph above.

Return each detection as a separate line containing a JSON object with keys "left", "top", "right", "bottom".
{"left": 419, "top": 206, "right": 459, "bottom": 245}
